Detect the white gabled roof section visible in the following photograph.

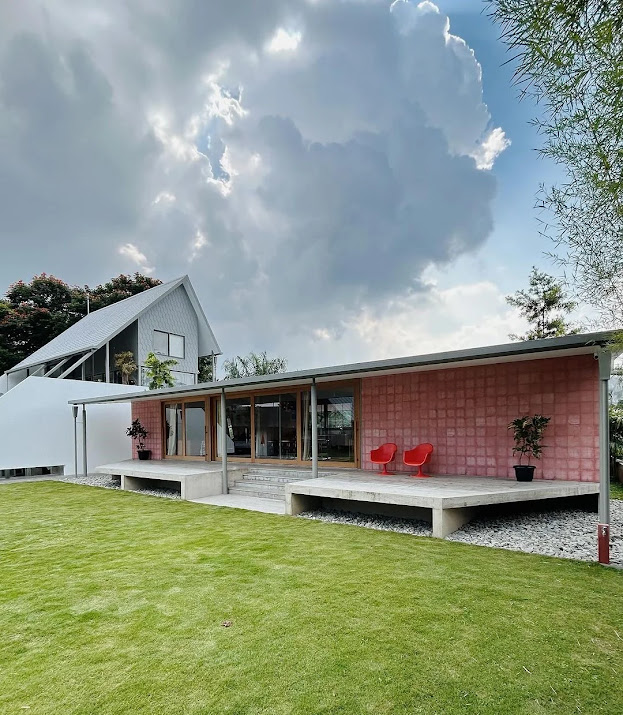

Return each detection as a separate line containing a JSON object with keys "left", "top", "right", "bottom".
{"left": 180, "top": 276, "right": 221, "bottom": 358}
{"left": 8, "top": 276, "right": 221, "bottom": 373}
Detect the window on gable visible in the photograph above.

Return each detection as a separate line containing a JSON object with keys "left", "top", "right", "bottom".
{"left": 169, "top": 334, "right": 185, "bottom": 359}
{"left": 153, "top": 330, "right": 185, "bottom": 359}
{"left": 154, "top": 330, "right": 169, "bottom": 355}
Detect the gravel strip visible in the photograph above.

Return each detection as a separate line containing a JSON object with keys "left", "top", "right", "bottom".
{"left": 59, "top": 475, "right": 181, "bottom": 499}
{"left": 299, "top": 501, "right": 623, "bottom": 565}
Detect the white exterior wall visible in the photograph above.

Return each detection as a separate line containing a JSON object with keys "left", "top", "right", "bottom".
{"left": 137, "top": 285, "right": 199, "bottom": 380}
{"left": 0, "top": 377, "right": 146, "bottom": 475}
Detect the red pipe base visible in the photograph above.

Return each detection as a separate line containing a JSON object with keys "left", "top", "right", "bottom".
{"left": 598, "top": 524, "right": 610, "bottom": 565}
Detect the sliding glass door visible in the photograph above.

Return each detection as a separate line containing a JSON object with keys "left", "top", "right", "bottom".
{"left": 163, "top": 382, "right": 358, "bottom": 465}
{"left": 254, "top": 393, "right": 297, "bottom": 460}
{"left": 216, "top": 396, "right": 252, "bottom": 458}
{"left": 164, "top": 400, "right": 207, "bottom": 458}
{"left": 301, "top": 387, "right": 355, "bottom": 463}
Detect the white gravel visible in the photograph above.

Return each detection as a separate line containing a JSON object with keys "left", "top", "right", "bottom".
{"left": 59, "top": 474, "right": 181, "bottom": 499}
{"left": 299, "top": 501, "right": 623, "bottom": 566}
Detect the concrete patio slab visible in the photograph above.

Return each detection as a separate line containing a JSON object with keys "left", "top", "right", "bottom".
{"left": 95, "top": 459, "right": 245, "bottom": 500}
{"left": 190, "top": 493, "right": 286, "bottom": 515}
{"left": 285, "top": 473, "right": 600, "bottom": 537}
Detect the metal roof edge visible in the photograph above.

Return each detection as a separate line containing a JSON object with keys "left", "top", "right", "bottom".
{"left": 68, "top": 329, "right": 619, "bottom": 406}
{"left": 180, "top": 277, "right": 222, "bottom": 356}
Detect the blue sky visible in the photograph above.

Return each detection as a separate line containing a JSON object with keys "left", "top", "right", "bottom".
{"left": 0, "top": 0, "right": 577, "bottom": 369}
{"left": 435, "top": 0, "right": 565, "bottom": 292}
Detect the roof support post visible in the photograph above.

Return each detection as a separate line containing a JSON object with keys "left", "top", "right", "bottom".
{"left": 597, "top": 349, "right": 611, "bottom": 564}
{"left": 72, "top": 405, "right": 79, "bottom": 476}
{"left": 105, "top": 342, "right": 110, "bottom": 383}
{"left": 311, "top": 378, "right": 318, "bottom": 479}
{"left": 82, "top": 404, "right": 88, "bottom": 477}
{"left": 221, "top": 387, "right": 228, "bottom": 494}
{"left": 43, "top": 357, "right": 70, "bottom": 378}
{"left": 59, "top": 351, "right": 95, "bottom": 380}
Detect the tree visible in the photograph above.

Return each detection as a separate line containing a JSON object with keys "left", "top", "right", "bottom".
{"left": 144, "top": 351, "right": 177, "bottom": 389}
{"left": 486, "top": 1, "right": 623, "bottom": 326}
{"left": 506, "top": 267, "right": 579, "bottom": 340}
{"left": 198, "top": 356, "right": 214, "bottom": 383}
{"left": 0, "top": 273, "right": 161, "bottom": 375}
{"left": 87, "top": 273, "right": 162, "bottom": 311}
{"left": 0, "top": 274, "right": 86, "bottom": 373}
{"left": 222, "top": 351, "right": 287, "bottom": 379}
{"left": 114, "top": 351, "right": 138, "bottom": 385}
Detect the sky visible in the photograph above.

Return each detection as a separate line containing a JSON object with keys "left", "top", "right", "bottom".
{"left": 0, "top": 0, "right": 580, "bottom": 371}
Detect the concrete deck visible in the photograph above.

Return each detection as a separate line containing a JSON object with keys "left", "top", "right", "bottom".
{"left": 95, "top": 460, "right": 244, "bottom": 500}
{"left": 190, "top": 493, "right": 286, "bottom": 514}
{"left": 285, "top": 473, "right": 600, "bottom": 537}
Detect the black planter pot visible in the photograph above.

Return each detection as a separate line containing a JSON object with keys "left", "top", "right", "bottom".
{"left": 137, "top": 449, "right": 151, "bottom": 461}
{"left": 514, "top": 465, "right": 535, "bottom": 482}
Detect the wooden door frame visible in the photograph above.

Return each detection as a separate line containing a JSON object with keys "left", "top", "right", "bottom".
{"left": 161, "top": 397, "right": 209, "bottom": 460}
{"left": 163, "top": 380, "right": 361, "bottom": 468}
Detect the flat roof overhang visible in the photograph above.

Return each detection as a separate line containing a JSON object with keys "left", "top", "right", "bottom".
{"left": 68, "top": 330, "right": 620, "bottom": 407}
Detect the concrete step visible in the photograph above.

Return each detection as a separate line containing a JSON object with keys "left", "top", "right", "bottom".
{"left": 228, "top": 485, "right": 285, "bottom": 501}
{"left": 238, "top": 473, "right": 309, "bottom": 484}
{"left": 242, "top": 468, "right": 314, "bottom": 481}
{"left": 233, "top": 480, "right": 285, "bottom": 494}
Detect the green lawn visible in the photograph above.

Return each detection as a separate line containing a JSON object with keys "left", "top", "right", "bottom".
{"left": 611, "top": 481, "right": 623, "bottom": 500}
{"left": 1, "top": 483, "right": 622, "bottom": 714}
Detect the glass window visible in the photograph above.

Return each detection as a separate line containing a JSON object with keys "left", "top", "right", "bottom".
{"left": 169, "top": 334, "right": 185, "bottom": 359}
{"left": 154, "top": 330, "right": 168, "bottom": 355}
{"left": 164, "top": 403, "right": 183, "bottom": 456}
{"left": 185, "top": 401, "right": 206, "bottom": 457}
{"left": 302, "top": 387, "right": 354, "bottom": 462}
{"left": 255, "top": 393, "right": 297, "bottom": 460}
{"left": 216, "top": 397, "right": 251, "bottom": 457}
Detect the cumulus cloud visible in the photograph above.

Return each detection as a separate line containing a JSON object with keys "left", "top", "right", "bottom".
{"left": 118, "top": 243, "right": 154, "bottom": 274}
{"left": 0, "top": 0, "right": 510, "bottom": 363}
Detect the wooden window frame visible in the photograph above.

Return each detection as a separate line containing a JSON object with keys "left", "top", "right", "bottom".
{"left": 161, "top": 380, "right": 360, "bottom": 468}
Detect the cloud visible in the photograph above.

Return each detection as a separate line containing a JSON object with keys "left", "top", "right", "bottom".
{"left": 118, "top": 243, "right": 154, "bottom": 274}
{"left": 0, "top": 0, "right": 509, "bottom": 365}
{"left": 472, "top": 127, "right": 512, "bottom": 170}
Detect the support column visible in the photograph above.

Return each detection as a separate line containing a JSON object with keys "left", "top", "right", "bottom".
{"left": 597, "top": 349, "right": 611, "bottom": 564}
{"left": 221, "top": 388, "right": 228, "bottom": 494}
{"left": 311, "top": 378, "right": 318, "bottom": 479}
{"left": 72, "top": 405, "right": 79, "bottom": 476}
{"left": 82, "top": 404, "right": 88, "bottom": 477}
{"left": 105, "top": 342, "right": 110, "bottom": 383}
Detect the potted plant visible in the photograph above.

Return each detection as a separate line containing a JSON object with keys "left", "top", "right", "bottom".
{"left": 508, "top": 414, "right": 551, "bottom": 481}
{"left": 126, "top": 418, "right": 150, "bottom": 460}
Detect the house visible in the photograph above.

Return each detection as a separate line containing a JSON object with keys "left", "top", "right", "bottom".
{"left": 74, "top": 330, "right": 615, "bottom": 482}
{"left": 0, "top": 276, "right": 221, "bottom": 476}
{"left": 71, "top": 330, "right": 617, "bottom": 561}
{"left": 1, "top": 276, "right": 221, "bottom": 393}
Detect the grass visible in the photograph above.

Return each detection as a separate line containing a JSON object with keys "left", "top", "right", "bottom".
{"left": 611, "top": 481, "right": 623, "bottom": 500}
{"left": 1, "top": 483, "right": 622, "bottom": 715}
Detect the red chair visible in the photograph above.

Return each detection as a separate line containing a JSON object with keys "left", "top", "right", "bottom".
{"left": 403, "top": 443, "right": 434, "bottom": 478}
{"left": 370, "top": 443, "right": 397, "bottom": 475}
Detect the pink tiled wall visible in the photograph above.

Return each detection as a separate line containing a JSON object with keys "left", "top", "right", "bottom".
{"left": 361, "top": 355, "right": 600, "bottom": 481}
{"left": 130, "top": 401, "right": 163, "bottom": 460}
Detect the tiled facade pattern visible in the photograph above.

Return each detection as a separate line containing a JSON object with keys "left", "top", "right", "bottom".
{"left": 131, "top": 400, "right": 163, "bottom": 459}
{"left": 360, "top": 355, "right": 600, "bottom": 482}
{"left": 137, "top": 285, "right": 199, "bottom": 377}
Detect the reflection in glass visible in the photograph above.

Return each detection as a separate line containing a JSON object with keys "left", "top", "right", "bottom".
{"left": 165, "top": 403, "right": 183, "bottom": 456}
{"left": 302, "top": 387, "right": 354, "bottom": 462}
{"left": 216, "top": 397, "right": 251, "bottom": 457}
{"left": 254, "top": 394, "right": 297, "bottom": 460}
{"left": 185, "top": 401, "right": 206, "bottom": 456}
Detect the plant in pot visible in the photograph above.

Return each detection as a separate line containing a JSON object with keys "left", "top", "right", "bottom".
{"left": 126, "top": 418, "right": 150, "bottom": 460}
{"left": 508, "top": 414, "right": 551, "bottom": 481}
